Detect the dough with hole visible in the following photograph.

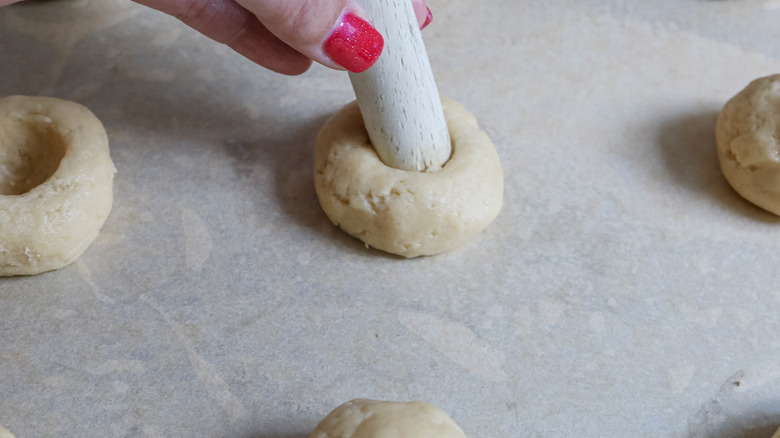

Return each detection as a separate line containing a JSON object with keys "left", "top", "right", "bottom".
{"left": 314, "top": 96, "right": 503, "bottom": 258}
{"left": 309, "top": 399, "right": 467, "bottom": 438}
{"left": 716, "top": 74, "right": 780, "bottom": 215}
{"left": 0, "top": 96, "right": 114, "bottom": 276}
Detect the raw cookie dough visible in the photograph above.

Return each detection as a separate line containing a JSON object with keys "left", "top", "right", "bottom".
{"left": 0, "top": 424, "right": 15, "bottom": 438}
{"left": 314, "top": 96, "right": 503, "bottom": 258}
{"left": 309, "top": 399, "right": 467, "bottom": 438}
{"left": 0, "top": 96, "right": 115, "bottom": 276}
{"left": 716, "top": 74, "right": 780, "bottom": 215}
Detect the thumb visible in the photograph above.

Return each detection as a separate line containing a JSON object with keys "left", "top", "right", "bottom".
{"left": 234, "top": 0, "right": 430, "bottom": 73}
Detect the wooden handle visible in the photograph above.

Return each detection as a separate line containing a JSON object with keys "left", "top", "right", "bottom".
{"left": 348, "top": 0, "right": 451, "bottom": 172}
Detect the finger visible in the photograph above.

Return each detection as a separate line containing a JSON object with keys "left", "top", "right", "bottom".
{"left": 234, "top": 0, "right": 430, "bottom": 73}
{"left": 411, "top": 0, "right": 433, "bottom": 30}
{"left": 0, "top": 0, "right": 24, "bottom": 6}
{"left": 132, "top": 0, "right": 312, "bottom": 75}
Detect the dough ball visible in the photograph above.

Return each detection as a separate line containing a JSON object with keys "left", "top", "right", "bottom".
{"left": 716, "top": 74, "right": 780, "bottom": 215}
{"left": 314, "top": 96, "right": 503, "bottom": 258}
{"left": 0, "top": 96, "right": 115, "bottom": 276}
{"left": 309, "top": 399, "right": 467, "bottom": 438}
{"left": 0, "top": 424, "right": 15, "bottom": 438}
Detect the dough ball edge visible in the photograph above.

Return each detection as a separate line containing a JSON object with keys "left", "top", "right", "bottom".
{"left": 716, "top": 74, "right": 780, "bottom": 216}
{"left": 0, "top": 95, "right": 115, "bottom": 276}
{"left": 308, "top": 398, "right": 467, "bottom": 438}
{"left": 313, "top": 96, "right": 503, "bottom": 258}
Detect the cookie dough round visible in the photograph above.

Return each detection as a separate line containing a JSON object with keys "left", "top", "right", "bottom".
{"left": 0, "top": 423, "right": 15, "bottom": 438}
{"left": 0, "top": 96, "right": 114, "bottom": 276}
{"left": 309, "top": 399, "right": 467, "bottom": 438}
{"left": 314, "top": 96, "right": 503, "bottom": 258}
{"left": 716, "top": 74, "right": 780, "bottom": 215}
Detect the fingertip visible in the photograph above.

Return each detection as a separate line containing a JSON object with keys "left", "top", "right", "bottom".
{"left": 411, "top": 0, "right": 430, "bottom": 29}
{"left": 322, "top": 9, "right": 384, "bottom": 73}
{"left": 278, "top": 58, "right": 314, "bottom": 76}
{"left": 233, "top": 35, "right": 314, "bottom": 75}
{"left": 421, "top": 7, "right": 432, "bottom": 30}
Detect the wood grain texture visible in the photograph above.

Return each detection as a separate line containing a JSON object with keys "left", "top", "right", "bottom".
{"left": 348, "top": 0, "right": 451, "bottom": 172}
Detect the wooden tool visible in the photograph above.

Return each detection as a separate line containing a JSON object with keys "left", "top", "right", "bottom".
{"left": 348, "top": 0, "right": 451, "bottom": 172}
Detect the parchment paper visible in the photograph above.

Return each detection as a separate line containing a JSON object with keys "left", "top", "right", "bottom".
{"left": 2, "top": 0, "right": 780, "bottom": 436}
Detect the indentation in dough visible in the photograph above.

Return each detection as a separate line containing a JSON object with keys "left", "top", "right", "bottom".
{"left": 0, "top": 114, "right": 66, "bottom": 195}
{"left": 314, "top": 97, "right": 503, "bottom": 258}
{"left": 398, "top": 310, "right": 508, "bottom": 382}
{"left": 0, "top": 96, "right": 114, "bottom": 276}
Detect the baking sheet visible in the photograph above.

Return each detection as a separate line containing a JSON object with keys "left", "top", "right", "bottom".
{"left": 2, "top": 0, "right": 780, "bottom": 436}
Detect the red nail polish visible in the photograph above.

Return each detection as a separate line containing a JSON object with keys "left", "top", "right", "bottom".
{"left": 421, "top": 7, "right": 433, "bottom": 30}
{"left": 323, "top": 10, "right": 384, "bottom": 73}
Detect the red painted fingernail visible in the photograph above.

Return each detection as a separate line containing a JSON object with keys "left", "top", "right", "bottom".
{"left": 421, "top": 7, "right": 433, "bottom": 30}
{"left": 323, "top": 10, "right": 384, "bottom": 73}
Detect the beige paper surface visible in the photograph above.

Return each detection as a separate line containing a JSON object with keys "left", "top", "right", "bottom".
{"left": 2, "top": 0, "right": 780, "bottom": 436}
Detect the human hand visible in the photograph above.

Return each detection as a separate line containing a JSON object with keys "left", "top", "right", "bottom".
{"left": 132, "top": 0, "right": 432, "bottom": 75}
